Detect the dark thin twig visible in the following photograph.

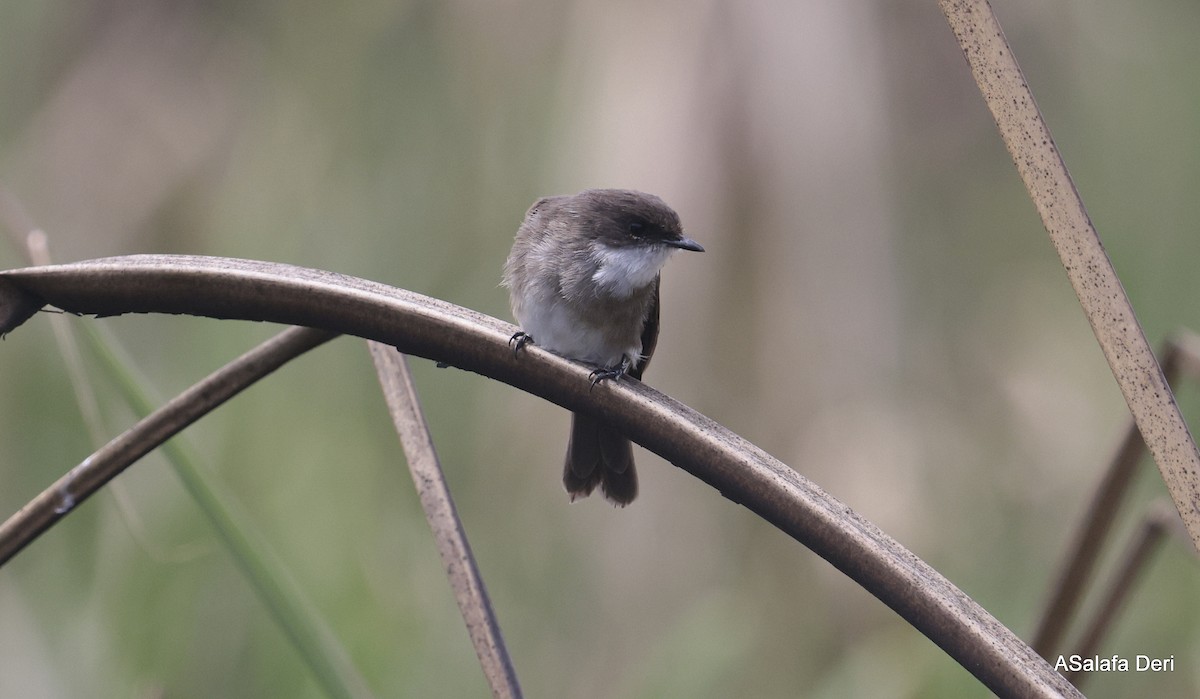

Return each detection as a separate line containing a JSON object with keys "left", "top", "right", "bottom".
{"left": 0, "top": 255, "right": 1082, "bottom": 698}
{"left": 0, "top": 323, "right": 377, "bottom": 699}
{"left": 368, "top": 343, "right": 522, "bottom": 699}
{"left": 1065, "top": 501, "right": 1177, "bottom": 687}
{"left": 0, "top": 325, "right": 338, "bottom": 564}
{"left": 1032, "top": 425, "right": 1146, "bottom": 659}
{"left": 1033, "top": 332, "right": 1200, "bottom": 659}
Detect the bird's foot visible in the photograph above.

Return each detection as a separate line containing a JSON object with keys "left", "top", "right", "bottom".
{"left": 589, "top": 357, "right": 632, "bottom": 388}
{"left": 509, "top": 331, "right": 534, "bottom": 358}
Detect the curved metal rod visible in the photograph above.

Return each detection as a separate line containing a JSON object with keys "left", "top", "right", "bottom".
{"left": 0, "top": 255, "right": 1081, "bottom": 699}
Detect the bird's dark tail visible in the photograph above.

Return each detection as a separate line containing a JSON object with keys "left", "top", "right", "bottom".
{"left": 564, "top": 412, "right": 637, "bottom": 506}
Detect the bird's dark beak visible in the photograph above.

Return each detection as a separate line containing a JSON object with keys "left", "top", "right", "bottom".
{"left": 665, "top": 237, "right": 705, "bottom": 252}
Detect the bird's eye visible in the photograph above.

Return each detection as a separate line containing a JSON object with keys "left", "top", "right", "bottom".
{"left": 628, "top": 221, "right": 645, "bottom": 236}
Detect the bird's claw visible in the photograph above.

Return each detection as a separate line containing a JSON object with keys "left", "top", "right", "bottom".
{"left": 588, "top": 358, "right": 632, "bottom": 389}
{"left": 509, "top": 331, "right": 533, "bottom": 358}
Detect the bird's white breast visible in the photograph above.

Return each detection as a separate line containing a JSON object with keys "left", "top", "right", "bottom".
{"left": 515, "top": 296, "right": 638, "bottom": 367}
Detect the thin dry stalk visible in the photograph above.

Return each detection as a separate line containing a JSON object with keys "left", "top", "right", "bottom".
{"left": 1032, "top": 425, "right": 1146, "bottom": 659}
{"left": 1033, "top": 332, "right": 1200, "bottom": 658}
{"left": 1065, "top": 502, "right": 1177, "bottom": 687}
{"left": 368, "top": 343, "right": 522, "bottom": 699}
{"left": 939, "top": 0, "right": 1200, "bottom": 550}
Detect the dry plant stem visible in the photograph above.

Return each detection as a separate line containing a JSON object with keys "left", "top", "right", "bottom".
{"left": 0, "top": 256, "right": 1081, "bottom": 698}
{"left": 0, "top": 325, "right": 338, "bottom": 565}
{"left": 25, "top": 231, "right": 107, "bottom": 445}
{"left": 368, "top": 344, "right": 522, "bottom": 699}
{"left": 939, "top": 1, "right": 1200, "bottom": 549}
{"left": 1032, "top": 425, "right": 1147, "bottom": 659}
{"left": 1032, "top": 336, "right": 1196, "bottom": 658}
{"left": 1065, "top": 502, "right": 1175, "bottom": 688}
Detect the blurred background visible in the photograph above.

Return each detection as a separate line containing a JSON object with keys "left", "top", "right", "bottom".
{"left": 2, "top": 1, "right": 1199, "bottom": 697}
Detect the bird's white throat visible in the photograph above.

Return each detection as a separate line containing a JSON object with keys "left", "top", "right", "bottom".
{"left": 590, "top": 243, "right": 675, "bottom": 298}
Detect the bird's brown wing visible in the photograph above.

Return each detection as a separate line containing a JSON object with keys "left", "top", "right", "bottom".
{"left": 631, "top": 274, "right": 661, "bottom": 381}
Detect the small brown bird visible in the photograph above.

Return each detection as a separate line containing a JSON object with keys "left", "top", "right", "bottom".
{"left": 502, "top": 189, "right": 703, "bottom": 505}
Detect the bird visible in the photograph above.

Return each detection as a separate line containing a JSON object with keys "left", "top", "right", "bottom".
{"left": 502, "top": 189, "right": 704, "bottom": 505}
